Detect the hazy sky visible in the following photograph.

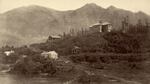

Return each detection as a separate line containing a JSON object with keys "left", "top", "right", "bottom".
{"left": 0, "top": 0, "right": 150, "bottom": 15}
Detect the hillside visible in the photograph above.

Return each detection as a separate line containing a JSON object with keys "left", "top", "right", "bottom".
{"left": 0, "top": 3, "right": 150, "bottom": 47}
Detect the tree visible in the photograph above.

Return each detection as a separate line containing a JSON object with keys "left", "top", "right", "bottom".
{"left": 122, "top": 16, "right": 129, "bottom": 33}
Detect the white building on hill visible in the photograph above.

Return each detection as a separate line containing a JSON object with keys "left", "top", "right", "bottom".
{"left": 90, "top": 20, "right": 112, "bottom": 33}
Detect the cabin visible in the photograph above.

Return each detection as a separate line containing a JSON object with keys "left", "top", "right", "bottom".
{"left": 3, "top": 50, "right": 15, "bottom": 63}
{"left": 47, "top": 35, "right": 61, "bottom": 42}
{"left": 90, "top": 21, "right": 112, "bottom": 33}
{"left": 72, "top": 46, "right": 81, "bottom": 54}
{"left": 4, "top": 50, "right": 14, "bottom": 56}
{"left": 48, "top": 35, "right": 61, "bottom": 40}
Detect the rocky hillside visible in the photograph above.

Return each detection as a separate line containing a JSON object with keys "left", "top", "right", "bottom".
{"left": 0, "top": 3, "right": 150, "bottom": 47}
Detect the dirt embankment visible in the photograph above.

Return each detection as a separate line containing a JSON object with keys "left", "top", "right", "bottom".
{"left": 55, "top": 57, "right": 143, "bottom": 84}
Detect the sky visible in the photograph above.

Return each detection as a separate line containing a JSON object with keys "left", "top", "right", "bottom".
{"left": 0, "top": 0, "right": 150, "bottom": 15}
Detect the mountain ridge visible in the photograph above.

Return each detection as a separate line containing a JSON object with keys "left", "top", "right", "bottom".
{"left": 0, "top": 3, "right": 150, "bottom": 47}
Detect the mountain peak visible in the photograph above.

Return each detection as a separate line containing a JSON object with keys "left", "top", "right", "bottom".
{"left": 85, "top": 3, "right": 98, "bottom": 6}
{"left": 82, "top": 3, "right": 102, "bottom": 9}
{"left": 107, "top": 5, "right": 117, "bottom": 10}
{"left": 77, "top": 3, "right": 103, "bottom": 11}
{"left": 137, "top": 11, "right": 146, "bottom": 15}
{"left": 4, "top": 5, "right": 60, "bottom": 15}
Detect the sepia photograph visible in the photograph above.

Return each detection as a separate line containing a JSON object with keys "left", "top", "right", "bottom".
{"left": 0, "top": 0, "right": 150, "bottom": 84}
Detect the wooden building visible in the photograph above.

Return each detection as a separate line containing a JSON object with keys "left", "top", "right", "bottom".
{"left": 90, "top": 21, "right": 112, "bottom": 33}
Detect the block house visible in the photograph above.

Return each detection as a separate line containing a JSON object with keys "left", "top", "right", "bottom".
{"left": 47, "top": 35, "right": 61, "bottom": 41}
{"left": 46, "top": 35, "right": 61, "bottom": 43}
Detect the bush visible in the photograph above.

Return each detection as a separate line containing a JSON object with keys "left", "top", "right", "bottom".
{"left": 70, "top": 53, "right": 144, "bottom": 65}
{"left": 103, "top": 32, "right": 141, "bottom": 53}
{"left": 77, "top": 72, "right": 102, "bottom": 84}
{"left": 11, "top": 55, "right": 57, "bottom": 75}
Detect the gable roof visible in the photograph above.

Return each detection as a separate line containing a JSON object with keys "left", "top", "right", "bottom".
{"left": 49, "top": 35, "right": 61, "bottom": 39}
{"left": 90, "top": 21, "right": 111, "bottom": 28}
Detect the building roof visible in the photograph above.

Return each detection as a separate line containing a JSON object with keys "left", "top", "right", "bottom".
{"left": 90, "top": 21, "right": 111, "bottom": 28}
{"left": 49, "top": 35, "right": 61, "bottom": 39}
{"left": 101, "top": 22, "right": 111, "bottom": 25}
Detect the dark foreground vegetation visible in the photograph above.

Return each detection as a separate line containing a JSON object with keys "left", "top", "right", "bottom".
{"left": 0, "top": 18, "right": 150, "bottom": 84}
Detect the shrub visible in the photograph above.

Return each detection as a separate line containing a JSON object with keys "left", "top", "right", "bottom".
{"left": 12, "top": 55, "right": 57, "bottom": 75}
{"left": 77, "top": 72, "right": 102, "bottom": 84}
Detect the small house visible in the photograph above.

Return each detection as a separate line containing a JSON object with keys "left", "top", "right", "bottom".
{"left": 72, "top": 46, "right": 81, "bottom": 54}
{"left": 90, "top": 20, "right": 112, "bottom": 33}
{"left": 47, "top": 35, "right": 61, "bottom": 42}
{"left": 4, "top": 50, "right": 14, "bottom": 56}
